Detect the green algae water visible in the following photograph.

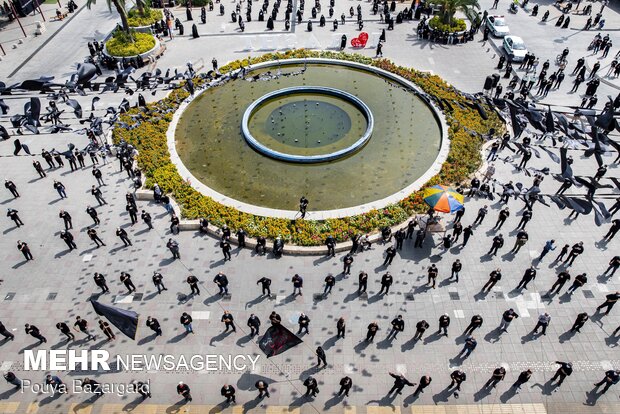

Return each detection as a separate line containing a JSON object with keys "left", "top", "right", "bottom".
{"left": 174, "top": 63, "right": 442, "bottom": 211}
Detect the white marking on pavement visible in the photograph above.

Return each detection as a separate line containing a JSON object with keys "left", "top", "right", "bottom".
{"left": 114, "top": 294, "right": 134, "bottom": 304}
{"left": 428, "top": 57, "right": 435, "bottom": 65}
{"left": 0, "top": 361, "right": 13, "bottom": 371}
{"left": 395, "top": 364, "right": 407, "bottom": 374}
{"left": 82, "top": 254, "right": 93, "bottom": 262}
{"left": 454, "top": 310, "right": 465, "bottom": 318}
{"left": 192, "top": 311, "right": 210, "bottom": 320}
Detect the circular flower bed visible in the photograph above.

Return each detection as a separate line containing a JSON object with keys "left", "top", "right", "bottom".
{"left": 113, "top": 50, "right": 503, "bottom": 246}
{"left": 428, "top": 16, "right": 467, "bottom": 32}
{"left": 105, "top": 31, "right": 156, "bottom": 57}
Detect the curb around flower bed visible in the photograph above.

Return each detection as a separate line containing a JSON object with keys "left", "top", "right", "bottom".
{"left": 113, "top": 50, "right": 503, "bottom": 251}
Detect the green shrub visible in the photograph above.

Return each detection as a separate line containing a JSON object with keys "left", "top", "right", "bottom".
{"left": 106, "top": 31, "right": 156, "bottom": 57}
{"left": 428, "top": 16, "right": 467, "bottom": 32}
{"left": 128, "top": 8, "right": 162, "bottom": 27}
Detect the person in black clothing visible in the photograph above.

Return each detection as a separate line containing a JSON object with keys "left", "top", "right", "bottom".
{"left": 438, "top": 314, "right": 450, "bottom": 336}
{"left": 338, "top": 376, "right": 352, "bottom": 397}
{"left": 141, "top": 210, "right": 153, "bottom": 229}
{"left": 247, "top": 314, "right": 261, "bottom": 337}
{"left": 120, "top": 272, "right": 136, "bottom": 293}
{"left": 512, "top": 369, "right": 532, "bottom": 389}
{"left": 221, "top": 384, "right": 236, "bottom": 403}
{"left": 484, "top": 367, "right": 506, "bottom": 388}
{"left": 153, "top": 272, "right": 167, "bottom": 293}
{"left": 323, "top": 274, "right": 336, "bottom": 296}
{"left": 452, "top": 222, "right": 463, "bottom": 242}
{"left": 482, "top": 269, "right": 502, "bottom": 292}
{"left": 604, "top": 219, "right": 620, "bottom": 241}
{"left": 571, "top": 312, "right": 589, "bottom": 332}
{"left": 383, "top": 246, "right": 396, "bottom": 266}
{"left": 516, "top": 210, "right": 532, "bottom": 230}
{"left": 303, "top": 376, "right": 319, "bottom": 397}
{"left": 593, "top": 370, "right": 620, "bottom": 394}
{"left": 517, "top": 266, "right": 537, "bottom": 290}
{"left": 550, "top": 361, "right": 573, "bottom": 386}
{"left": 450, "top": 260, "right": 462, "bottom": 282}
{"left": 473, "top": 206, "right": 488, "bottom": 225}
{"left": 221, "top": 239, "right": 232, "bottom": 261}
{"left": 316, "top": 346, "right": 327, "bottom": 367}
{"left": 86, "top": 206, "right": 100, "bottom": 225}
{"left": 298, "top": 313, "right": 310, "bottom": 334}
{"left": 596, "top": 292, "right": 620, "bottom": 316}
{"left": 366, "top": 322, "right": 379, "bottom": 341}
{"left": 494, "top": 208, "right": 510, "bottom": 229}
{"left": 413, "top": 375, "right": 432, "bottom": 395}
{"left": 414, "top": 320, "right": 429, "bottom": 340}
{"left": 379, "top": 272, "right": 393, "bottom": 294}
{"left": 126, "top": 204, "right": 138, "bottom": 225}
{"left": 325, "top": 235, "right": 336, "bottom": 257}
{"left": 221, "top": 311, "right": 236, "bottom": 332}
{"left": 4, "top": 180, "right": 19, "bottom": 198}
{"left": 56, "top": 322, "right": 75, "bottom": 340}
{"left": 487, "top": 234, "right": 504, "bottom": 256}
{"left": 343, "top": 254, "right": 353, "bottom": 275}
{"left": 336, "top": 317, "right": 346, "bottom": 338}
{"left": 177, "top": 382, "right": 192, "bottom": 401}
{"left": 25, "top": 324, "right": 47, "bottom": 343}
{"left": 87, "top": 228, "right": 105, "bottom": 248}
{"left": 60, "top": 230, "right": 77, "bottom": 250}
{"left": 564, "top": 242, "right": 584, "bottom": 266}
{"left": 449, "top": 370, "right": 466, "bottom": 391}
{"left": 257, "top": 277, "right": 272, "bottom": 296}
{"left": 387, "top": 315, "right": 404, "bottom": 339}
{"left": 93, "top": 273, "right": 109, "bottom": 293}
{"left": 358, "top": 271, "right": 368, "bottom": 293}
{"left": 116, "top": 227, "right": 132, "bottom": 246}
{"left": 548, "top": 271, "right": 571, "bottom": 295}
{"left": 17, "top": 240, "right": 33, "bottom": 260}
{"left": 406, "top": 219, "right": 417, "bottom": 239}
{"left": 255, "top": 380, "right": 270, "bottom": 398}
{"left": 567, "top": 273, "right": 587, "bottom": 294}
{"left": 462, "top": 225, "right": 474, "bottom": 247}
{"left": 33, "top": 160, "right": 46, "bottom": 178}
{"left": 0, "top": 321, "right": 15, "bottom": 340}
{"left": 464, "top": 315, "right": 483, "bottom": 335}
{"left": 603, "top": 256, "right": 620, "bottom": 277}
{"left": 394, "top": 228, "right": 406, "bottom": 250}
{"left": 7, "top": 209, "right": 23, "bottom": 227}
{"left": 187, "top": 275, "right": 200, "bottom": 295}
{"left": 387, "top": 372, "right": 414, "bottom": 395}
{"left": 146, "top": 316, "right": 162, "bottom": 336}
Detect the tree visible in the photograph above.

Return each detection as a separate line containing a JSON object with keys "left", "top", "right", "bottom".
{"left": 437, "top": 0, "right": 480, "bottom": 27}
{"left": 86, "top": 0, "right": 132, "bottom": 35}
{"left": 135, "top": 0, "right": 146, "bottom": 16}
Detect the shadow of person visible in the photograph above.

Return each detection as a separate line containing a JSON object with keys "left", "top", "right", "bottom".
{"left": 167, "top": 331, "right": 189, "bottom": 344}
{"left": 367, "top": 393, "right": 398, "bottom": 409}
{"left": 584, "top": 388, "right": 603, "bottom": 406}
{"left": 242, "top": 396, "right": 263, "bottom": 412}
{"left": 484, "top": 327, "right": 504, "bottom": 343}
{"left": 400, "top": 337, "right": 417, "bottom": 352}
{"left": 376, "top": 337, "right": 394, "bottom": 350}
{"left": 121, "top": 396, "right": 145, "bottom": 412}
{"left": 245, "top": 294, "right": 268, "bottom": 309}
{"left": 499, "top": 384, "right": 519, "bottom": 403}
{"left": 604, "top": 334, "right": 619, "bottom": 348}
{"left": 298, "top": 364, "right": 321, "bottom": 380}
{"left": 423, "top": 331, "right": 444, "bottom": 345}
{"left": 520, "top": 329, "right": 538, "bottom": 344}
{"left": 209, "top": 330, "right": 234, "bottom": 346}
{"left": 353, "top": 340, "right": 371, "bottom": 354}
{"left": 0, "top": 387, "right": 20, "bottom": 400}
{"left": 324, "top": 392, "right": 345, "bottom": 410}
{"left": 402, "top": 390, "right": 420, "bottom": 406}
{"left": 236, "top": 334, "right": 254, "bottom": 347}
{"left": 322, "top": 335, "right": 339, "bottom": 351}
{"left": 531, "top": 380, "right": 557, "bottom": 396}
{"left": 432, "top": 385, "right": 454, "bottom": 404}
{"left": 473, "top": 384, "right": 493, "bottom": 401}
{"left": 558, "top": 329, "right": 577, "bottom": 344}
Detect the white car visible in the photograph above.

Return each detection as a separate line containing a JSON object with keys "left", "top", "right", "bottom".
{"left": 485, "top": 15, "right": 510, "bottom": 37}
{"left": 503, "top": 35, "right": 528, "bottom": 62}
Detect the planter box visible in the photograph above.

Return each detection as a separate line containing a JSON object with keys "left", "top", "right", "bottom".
{"left": 103, "top": 36, "right": 160, "bottom": 62}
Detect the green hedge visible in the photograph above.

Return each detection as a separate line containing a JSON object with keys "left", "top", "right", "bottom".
{"left": 106, "top": 31, "right": 156, "bottom": 57}
{"left": 428, "top": 16, "right": 467, "bottom": 32}
{"left": 128, "top": 8, "right": 162, "bottom": 27}
{"left": 113, "top": 51, "right": 503, "bottom": 245}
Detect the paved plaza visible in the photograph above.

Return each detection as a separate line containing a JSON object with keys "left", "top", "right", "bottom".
{"left": 0, "top": 0, "right": 619, "bottom": 413}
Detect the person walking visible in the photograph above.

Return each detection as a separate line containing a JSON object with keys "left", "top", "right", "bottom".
{"left": 297, "top": 313, "right": 310, "bottom": 334}
{"left": 387, "top": 372, "right": 414, "bottom": 395}
{"left": 387, "top": 315, "right": 405, "bottom": 340}
{"left": 177, "top": 381, "right": 193, "bottom": 401}
{"left": 255, "top": 380, "right": 270, "bottom": 398}
{"left": 25, "top": 324, "right": 47, "bottom": 343}
{"left": 186, "top": 275, "right": 200, "bottom": 295}
{"left": 602, "top": 256, "right": 620, "bottom": 277}
{"left": 292, "top": 273, "right": 303, "bottom": 296}
{"left": 214, "top": 272, "right": 229, "bottom": 295}
{"left": 221, "top": 311, "right": 236, "bottom": 332}
{"left": 564, "top": 242, "right": 584, "bottom": 266}
{"left": 603, "top": 219, "right": 620, "bottom": 241}
{"left": 153, "top": 272, "right": 167, "bottom": 294}
{"left": 366, "top": 321, "right": 379, "bottom": 341}
{"left": 180, "top": 312, "right": 194, "bottom": 334}
{"left": 499, "top": 309, "right": 519, "bottom": 332}
{"left": 98, "top": 320, "right": 115, "bottom": 340}
{"left": 120, "top": 272, "right": 136, "bottom": 293}
{"left": 570, "top": 312, "right": 589, "bottom": 333}
{"left": 93, "top": 273, "right": 109, "bottom": 293}
{"left": 567, "top": 273, "right": 587, "bottom": 294}
{"left": 484, "top": 367, "right": 506, "bottom": 389}
{"left": 593, "top": 370, "right": 620, "bottom": 394}
{"left": 537, "top": 239, "right": 556, "bottom": 261}
{"left": 413, "top": 375, "right": 432, "bottom": 395}
{"left": 550, "top": 361, "right": 573, "bottom": 386}
{"left": 257, "top": 277, "right": 272, "bottom": 296}
{"left": 595, "top": 292, "right": 620, "bottom": 316}
{"left": 464, "top": 315, "right": 483, "bottom": 335}
{"left": 56, "top": 322, "right": 75, "bottom": 341}
{"left": 533, "top": 312, "right": 551, "bottom": 336}
{"left": 247, "top": 314, "right": 261, "bottom": 337}
{"left": 316, "top": 346, "right": 327, "bottom": 367}
{"left": 146, "top": 316, "right": 162, "bottom": 336}
{"left": 512, "top": 369, "right": 532, "bottom": 389}
{"left": 74, "top": 316, "right": 96, "bottom": 341}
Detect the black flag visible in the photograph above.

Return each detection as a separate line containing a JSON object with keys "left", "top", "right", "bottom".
{"left": 90, "top": 300, "right": 139, "bottom": 340}
{"left": 258, "top": 324, "right": 302, "bottom": 358}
